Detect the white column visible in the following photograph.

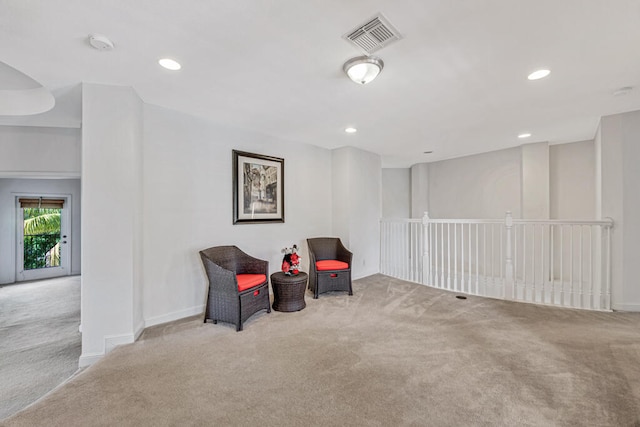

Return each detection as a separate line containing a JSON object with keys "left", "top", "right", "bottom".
{"left": 80, "top": 83, "right": 144, "bottom": 366}
{"left": 598, "top": 110, "right": 640, "bottom": 311}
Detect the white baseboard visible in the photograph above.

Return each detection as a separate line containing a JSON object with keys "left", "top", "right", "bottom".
{"left": 134, "top": 318, "right": 145, "bottom": 340}
{"left": 79, "top": 332, "right": 136, "bottom": 367}
{"left": 104, "top": 332, "right": 135, "bottom": 353}
{"left": 144, "top": 304, "right": 204, "bottom": 328}
{"left": 78, "top": 352, "right": 104, "bottom": 368}
{"left": 78, "top": 305, "right": 204, "bottom": 367}
{"left": 353, "top": 269, "right": 380, "bottom": 281}
{"left": 612, "top": 303, "right": 640, "bottom": 312}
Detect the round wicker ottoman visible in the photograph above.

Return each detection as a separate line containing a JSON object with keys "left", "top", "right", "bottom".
{"left": 271, "top": 271, "right": 308, "bottom": 312}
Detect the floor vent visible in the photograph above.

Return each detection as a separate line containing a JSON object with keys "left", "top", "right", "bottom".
{"left": 343, "top": 14, "right": 402, "bottom": 54}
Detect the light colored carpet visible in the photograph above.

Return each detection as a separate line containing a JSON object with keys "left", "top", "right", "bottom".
{"left": 0, "top": 276, "right": 81, "bottom": 420}
{"left": 3, "top": 274, "right": 640, "bottom": 426}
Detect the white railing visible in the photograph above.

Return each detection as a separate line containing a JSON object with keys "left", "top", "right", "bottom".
{"left": 380, "top": 218, "right": 424, "bottom": 283}
{"left": 380, "top": 212, "right": 614, "bottom": 311}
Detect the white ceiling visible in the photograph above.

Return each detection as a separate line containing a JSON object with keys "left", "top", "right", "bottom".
{"left": 1, "top": 0, "right": 640, "bottom": 167}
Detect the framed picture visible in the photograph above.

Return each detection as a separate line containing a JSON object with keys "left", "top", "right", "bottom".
{"left": 233, "top": 150, "right": 284, "bottom": 224}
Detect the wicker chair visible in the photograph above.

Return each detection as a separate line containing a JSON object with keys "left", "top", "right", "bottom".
{"left": 199, "top": 245, "right": 271, "bottom": 331}
{"left": 307, "top": 237, "right": 353, "bottom": 299}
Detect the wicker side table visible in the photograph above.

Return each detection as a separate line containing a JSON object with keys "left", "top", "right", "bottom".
{"left": 270, "top": 271, "right": 308, "bottom": 312}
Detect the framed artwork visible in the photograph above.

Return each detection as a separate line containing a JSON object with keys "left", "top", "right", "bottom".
{"left": 232, "top": 150, "right": 284, "bottom": 224}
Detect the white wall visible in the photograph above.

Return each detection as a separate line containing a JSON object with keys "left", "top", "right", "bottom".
{"left": 332, "top": 147, "right": 381, "bottom": 279}
{"left": 80, "top": 83, "right": 144, "bottom": 365}
{"left": 0, "top": 178, "right": 81, "bottom": 284}
{"left": 521, "top": 142, "right": 549, "bottom": 219}
{"left": 406, "top": 142, "right": 596, "bottom": 221}
{"left": 550, "top": 140, "right": 595, "bottom": 219}
{"left": 382, "top": 168, "right": 410, "bottom": 218}
{"left": 426, "top": 147, "right": 521, "bottom": 219}
{"left": 410, "top": 163, "right": 429, "bottom": 219}
{"left": 331, "top": 149, "right": 350, "bottom": 252}
{"left": 142, "top": 104, "right": 333, "bottom": 326}
{"left": 0, "top": 125, "right": 80, "bottom": 178}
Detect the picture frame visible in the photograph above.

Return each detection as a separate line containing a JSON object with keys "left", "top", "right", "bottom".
{"left": 233, "top": 150, "right": 284, "bottom": 224}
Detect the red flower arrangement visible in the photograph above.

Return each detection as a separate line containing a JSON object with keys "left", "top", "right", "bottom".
{"left": 281, "top": 244, "right": 301, "bottom": 275}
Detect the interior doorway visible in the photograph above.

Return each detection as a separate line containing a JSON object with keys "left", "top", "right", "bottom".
{"left": 16, "top": 196, "right": 71, "bottom": 282}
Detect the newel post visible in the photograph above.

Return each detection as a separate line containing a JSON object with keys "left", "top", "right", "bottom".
{"left": 504, "top": 211, "right": 514, "bottom": 299}
{"left": 422, "top": 212, "right": 430, "bottom": 286}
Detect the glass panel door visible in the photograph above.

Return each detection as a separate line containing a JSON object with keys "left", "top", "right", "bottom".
{"left": 16, "top": 197, "right": 70, "bottom": 282}
{"left": 23, "top": 207, "right": 62, "bottom": 270}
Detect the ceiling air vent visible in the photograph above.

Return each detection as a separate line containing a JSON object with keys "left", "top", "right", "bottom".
{"left": 343, "top": 14, "right": 402, "bottom": 54}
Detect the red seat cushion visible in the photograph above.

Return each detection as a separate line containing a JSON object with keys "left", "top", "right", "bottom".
{"left": 236, "top": 274, "right": 267, "bottom": 291}
{"left": 316, "top": 260, "right": 349, "bottom": 271}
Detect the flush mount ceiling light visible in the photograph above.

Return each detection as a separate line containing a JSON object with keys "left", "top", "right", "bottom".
{"left": 518, "top": 132, "right": 532, "bottom": 139}
{"left": 345, "top": 127, "right": 357, "bottom": 133}
{"left": 527, "top": 69, "right": 550, "bottom": 80}
{"left": 343, "top": 56, "right": 384, "bottom": 85}
{"left": 159, "top": 58, "right": 181, "bottom": 71}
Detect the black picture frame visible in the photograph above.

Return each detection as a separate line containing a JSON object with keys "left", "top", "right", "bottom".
{"left": 232, "top": 150, "right": 284, "bottom": 224}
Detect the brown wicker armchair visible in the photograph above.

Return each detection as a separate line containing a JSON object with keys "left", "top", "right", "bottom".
{"left": 199, "top": 245, "right": 271, "bottom": 331}
{"left": 307, "top": 237, "right": 353, "bottom": 299}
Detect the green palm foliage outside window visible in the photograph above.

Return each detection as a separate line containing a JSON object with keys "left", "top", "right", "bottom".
{"left": 23, "top": 208, "right": 61, "bottom": 269}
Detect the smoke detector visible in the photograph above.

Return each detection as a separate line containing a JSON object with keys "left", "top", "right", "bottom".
{"left": 88, "top": 34, "right": 114, "bottom": 51}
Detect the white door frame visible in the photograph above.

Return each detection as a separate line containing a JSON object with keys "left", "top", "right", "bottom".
{"left": 15, "top": 193, "right": 72, "bottom": 281}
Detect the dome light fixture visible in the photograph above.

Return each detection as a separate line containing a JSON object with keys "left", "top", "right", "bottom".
{"left": 343, "top": 56, "right": 384, "bottom": 85}
{"left": 345, "top": 127, "right": 357, "bottom": 133}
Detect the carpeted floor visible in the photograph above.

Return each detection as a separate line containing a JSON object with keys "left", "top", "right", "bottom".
{"left": 0, "top": 276, "right": 81, "bottom": 420}
{"left": 3, "top": 274, "right": 640, "bottom": 426}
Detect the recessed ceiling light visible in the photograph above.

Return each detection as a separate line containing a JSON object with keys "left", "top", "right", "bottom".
{"left": 527, "top": 69, "right": 550, "bottom": 80}
{"left": 518, "top": 133, "right": 532, "bottom": 139}
{"left": 423, "top": 151, "right": 433, "bottom": 154}
{"left": 159, "top": 58, "right": 181, "bottom": 71}
{"left": 345, "top": 127, "right": 357, "bottom": 134}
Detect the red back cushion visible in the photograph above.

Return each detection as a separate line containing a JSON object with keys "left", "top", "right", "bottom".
{"left": 236, "top": 274, "right": 267, "bottom": 291}
{"left": 316, "top": 260, "right": 349, "bottom": 271}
